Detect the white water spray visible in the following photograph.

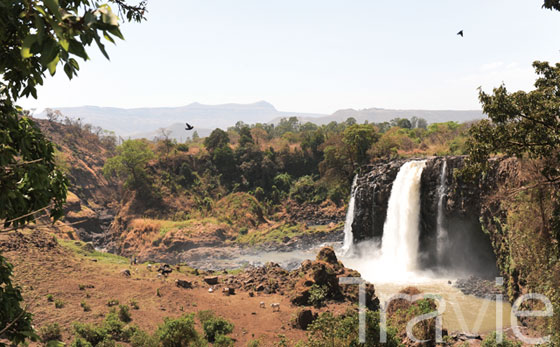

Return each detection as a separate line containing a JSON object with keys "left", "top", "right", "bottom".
{"left": 379, "top": 160, "right": 427, "bottom": 274}
{"left": 341, "top": 175, "right": 358, "bottom": 255}
{"left": 436, "top": 159, "right": 448, "bottom": 264}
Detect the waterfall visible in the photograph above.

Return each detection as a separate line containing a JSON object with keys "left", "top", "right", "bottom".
{"left": 436, "top": 159, "right": 448, "bottom": 264}
{"left": 341, "top": 175, "right": 358, "bottom": 255}
{"left": 379, "top": 160, "right": 426, "bottom": 273}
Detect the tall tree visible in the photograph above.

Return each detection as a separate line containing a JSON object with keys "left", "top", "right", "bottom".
{"left": 342, "top": 124, "right": 380, "bottom": 169}
{"left": 103, "top": 139, "right": 155, "bottom": 189}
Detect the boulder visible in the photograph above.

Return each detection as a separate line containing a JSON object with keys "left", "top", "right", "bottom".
{"left": 204, "top": 276, "right": 219, "bottom": 285}
{"left": 120, "top": 269, "right": 131, "bottom": 277}
{"left": 292, "top": 309, "right": 317, "bottom": 330}
{"left": 175, "top": 279, "right": 193, "bottom": 289}
{"left": 316, "top": 246, "right": 338, "bottom": 265}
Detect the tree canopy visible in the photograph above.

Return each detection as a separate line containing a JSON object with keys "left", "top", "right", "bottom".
{"left": 103, "top": 139, "right": 155, "bottom": 189}
{"left": 463, "top": 61, "right": 560, "bottom": 181}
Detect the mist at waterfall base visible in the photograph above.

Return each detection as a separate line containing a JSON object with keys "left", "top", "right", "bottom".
{"left": 338, "top": 160, "right": 497, "bottom": 285}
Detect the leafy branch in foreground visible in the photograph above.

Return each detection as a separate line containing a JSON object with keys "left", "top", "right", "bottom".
{"left": 0, "top": 0, "right": 146, "bottom": 344}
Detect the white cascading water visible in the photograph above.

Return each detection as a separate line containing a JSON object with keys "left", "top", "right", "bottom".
{"left": 436, "top": 159, "right": 448, "bottom": 264}
{"left": 341, "top": 175, "right": 358, "bottom": 255}
{"left": 378, "top": 160, "right": 427, "bottom": 274}
{"left": 342, "top": 160, "right": 428, "bottom": 283}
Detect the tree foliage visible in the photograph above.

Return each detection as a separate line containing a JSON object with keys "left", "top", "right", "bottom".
{"left": 204, "top": 129, "right": 230, "bottom": 153}
{"left": 463, "top": 61, "right": 560, "bottom": 181}
{"left": 0, "top": 255, "right": 37, "bottom": 345}
{"left": 0, "top": 1, "right": 146, "bottom": 344}
{"left": 543, "top": 0, "right": 560, "bottom": 11}
{"left": 0, "top": 0, "right": 146, "bottom": 100}
{"left": 0, "top": 104, "right": 67, "bottom": 229}
{"left": 103, "top": 139, "right": 154, "bottom": 189}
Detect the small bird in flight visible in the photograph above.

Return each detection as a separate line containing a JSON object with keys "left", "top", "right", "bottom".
{"left": 185, "top": 122, "right": 194, "bottom": 131}
{"left": 457, "top": 30, "right": 464, "bottom": 37}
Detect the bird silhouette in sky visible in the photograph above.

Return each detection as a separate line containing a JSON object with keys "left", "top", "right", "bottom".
{"left": 457, "top": 30, "right": 464, "bottom": 37}
{"left": 185, "top": 123, "right": 194, "bottom": 131}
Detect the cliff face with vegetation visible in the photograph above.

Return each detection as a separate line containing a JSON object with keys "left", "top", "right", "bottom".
{"left": 351, "top": 156, "right": 497, "bottom": 275}
{"left": 351, "top": 156, "right": 560, "bottom": 336}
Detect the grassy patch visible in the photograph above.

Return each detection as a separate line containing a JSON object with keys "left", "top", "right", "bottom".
{"left": 59, "top": 239, "right": 129, "bottom": 265}
{"left": 235, "top": 222, "right": 341, "bottom": 246}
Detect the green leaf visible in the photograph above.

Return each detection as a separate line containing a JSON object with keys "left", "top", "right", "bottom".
{"left": 69, "top": 58, "right": 79, "bottom": 70}
{"left": 68, "top": 39, "right": 88, "bottom": 60}
{"left": 21, "top": 35, "right": 37, "bottom": 59}
{"left": 103, "top": 32, "right": 115, "bottom": 44}
{"left": 93, "top": 35, "right": 109, "bottom": 60}
{"left": 47, "top": 54, "right": 60, "bottom": 76}
{"left": 108, "top": 26, "right": 124, "bottom": 40}
{"left": 40, "top": 38, "right": 58, "bottom": 65}
{"left": 59, "top": 39, "right": 69, "bottom": 51}
{"left": 34, "top": 14, "right": 47, "bottom": 43}
{"left": 43, "top": 0, "right": 62, "bottom": 21}
{"left": 63, "top": 62, "right": 73, "bottom": 79}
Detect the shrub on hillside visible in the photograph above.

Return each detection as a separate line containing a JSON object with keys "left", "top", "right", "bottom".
{"left": 118, "top": 304, "right": 132, "bottom": 323}
{"left": 197, "top": 310, "right": 234, "bottom": 343}
{"left": 130, "top": 329, "right": 159, "bottom": 347}
{"left": 39, "top": 323, "right": 62, "bottom": 343}
{"left": 202, "top": 317, "right": 234, "bottom": 343}
{"left": 308, "top": 284, "right": 328, "bottom": 308}
{"left": 214, "top": 334, "right": 235, "bottom": 346}
{"left": 156, "top": 314, "right": 200, "bottom": 346}
{"left": 481, "top": 332, "right": 522, "bottom": 347}
{"left": 305, "top": 310, "right": 400, "bottom": 347}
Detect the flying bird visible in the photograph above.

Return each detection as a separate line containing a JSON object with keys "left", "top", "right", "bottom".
{"left": 185, "top": 123, "right": 194, "bottom": 131}
{"left": 457, "top": 30, "right": 464, "bottom": 37}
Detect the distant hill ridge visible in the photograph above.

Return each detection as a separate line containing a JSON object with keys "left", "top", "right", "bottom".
{"left": 37, "top": 102, "right": 484, "bottom": 141}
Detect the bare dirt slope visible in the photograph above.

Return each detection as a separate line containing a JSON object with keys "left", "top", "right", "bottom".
{"left": 0, "top": 231, "right": 353, "bottom": 346}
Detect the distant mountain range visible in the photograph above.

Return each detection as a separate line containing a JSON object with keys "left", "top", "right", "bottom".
{"left": 37, "top": 101, "right": 484, "bottom": 141}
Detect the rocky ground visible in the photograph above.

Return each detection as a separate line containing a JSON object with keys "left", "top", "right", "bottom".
{"left": 453, "top": 276, "right": 508, "bottom": 301}
{"left": 0, "top": 231, "right": 364, "bottom": 346}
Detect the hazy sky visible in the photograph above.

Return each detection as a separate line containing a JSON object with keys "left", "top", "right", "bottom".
{"left": 19, "top": 0, "right": 560, "bottom": 114}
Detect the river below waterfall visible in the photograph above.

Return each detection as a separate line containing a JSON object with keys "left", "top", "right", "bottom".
{"left": 341, "top": 253, "right": 516, "bottom": 334}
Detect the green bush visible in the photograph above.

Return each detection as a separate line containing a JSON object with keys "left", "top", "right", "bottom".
{"left": 156, "top": 314, "right": 200, "bottom": 346}
{"left": 71, "top": 337, "right": 93, "bottom": 347}
{"left": 176, "top": 143, "right": 189, "bottom": 152}
{"left": 73, "top": 322, "right": 108, "bottom": 345}
{"left": 202, "top": 316, "right": 234, "bottom": 343}
{"left": 308, "top": 284, "right": 328, "bottom": 308}
{"left": 481, "top": 332, "right": 522, "bottom": 347}
{"left": 118, "top": 304, "right": 132, "bottom": 323}
{"left": 214, "top": 334, "right": 234, "bottom": 346}
{"left": 81, "top": 300, "right": 91, "bottom": 312}
{"left": 103, "top": 311, "right": 135, "bottom": 341}
{"left": 130, "top": 329, "right": 159, "bottom": 347}
{"left": 197, "top": 310, "right": 215, "bottom": 324}
{"left": 46, "top": 294, "right": 54, "bottom": 302}
{"left": 39, "top": 323, "right": 62, "bottom": 343}
{"left": 129, "top": 299, "right": 139, "bottom": 310}
{"left": 306, "top": 310, "right": 401, "bottom": 347}
{"left": 247, "top": 339, "right": 261, "bottom": 347}
{"left": 54, "top": 299, "right": 65, "bottom": 309}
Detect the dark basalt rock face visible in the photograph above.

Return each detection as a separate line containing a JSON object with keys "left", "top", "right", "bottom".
{"left": 351, "top": 156, "right": 499, "bottom": 278}
{"left": 351, "top": 159, "right": 408, "bottom": 243}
